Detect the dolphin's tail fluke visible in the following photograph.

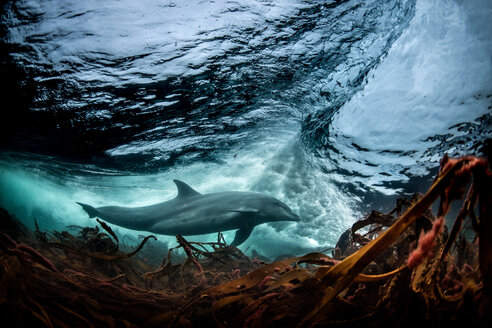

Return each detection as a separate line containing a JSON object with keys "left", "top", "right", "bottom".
{"left": 76, "top": 202, "right": 99, "bottom": 218}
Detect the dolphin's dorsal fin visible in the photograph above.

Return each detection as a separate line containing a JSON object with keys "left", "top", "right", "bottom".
{"left": 173, "top": 179, "right": 201, "bottom": 198}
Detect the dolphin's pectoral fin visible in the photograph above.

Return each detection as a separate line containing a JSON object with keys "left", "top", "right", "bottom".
{"left": 231, "top": 226, "right": 254, "bottom": 246}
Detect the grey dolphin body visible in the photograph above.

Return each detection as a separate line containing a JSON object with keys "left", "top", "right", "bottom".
{"left": 77, "top": 180, "right": 300, "bottom": 246}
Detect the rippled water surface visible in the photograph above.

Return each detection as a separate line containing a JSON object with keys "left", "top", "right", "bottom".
{"left": 0, "top": 0, "right": 490, "bottom": 258}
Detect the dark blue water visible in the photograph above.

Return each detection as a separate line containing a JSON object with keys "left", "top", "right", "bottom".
{"left": 1, "top": 0, "right": 491, "bottom": 258}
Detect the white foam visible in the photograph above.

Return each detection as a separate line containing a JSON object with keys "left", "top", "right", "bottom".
{"left": 330, "top": 0, "right": 492, "bottom": 192}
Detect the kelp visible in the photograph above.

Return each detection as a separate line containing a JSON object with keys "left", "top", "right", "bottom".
{"left": 183, "top": 155, "right": 491, "bottom": 327}
{"left": 0, "top": 210, "right": 260, "bottom": 326}
{"left": 0, "top": 156, "right": 491, "bottom": 327}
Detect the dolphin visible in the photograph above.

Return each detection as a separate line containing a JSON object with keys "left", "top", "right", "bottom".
{"left": 77, "top": 179, "right": 300, "bottom": 246}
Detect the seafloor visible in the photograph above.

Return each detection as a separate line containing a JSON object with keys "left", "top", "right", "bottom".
{"left": 0, "top": 156, "right": 491, "bottom": 327}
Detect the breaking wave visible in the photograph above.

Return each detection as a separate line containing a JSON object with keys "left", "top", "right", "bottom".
{"left": 0, "top": 0, "right": 490, "bottom": 258}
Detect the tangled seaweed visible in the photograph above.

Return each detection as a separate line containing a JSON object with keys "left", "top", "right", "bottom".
{"left": 0, "top": 155, "right": 491, "bottom": 327}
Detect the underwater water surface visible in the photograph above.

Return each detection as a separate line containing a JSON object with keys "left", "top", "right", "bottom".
{"left": 0, "top": 0, "right": 491, "bottom": 259}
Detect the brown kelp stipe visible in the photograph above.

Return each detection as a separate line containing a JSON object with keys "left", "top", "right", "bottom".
{"left": 0, "top": 156, "right": 491, "bottom": 327}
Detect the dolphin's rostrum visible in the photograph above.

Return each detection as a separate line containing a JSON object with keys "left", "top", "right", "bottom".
{"left": 77, "top": 180, "right": 300, "bottom": 246}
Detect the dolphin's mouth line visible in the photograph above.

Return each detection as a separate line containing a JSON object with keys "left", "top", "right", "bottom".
{"left": 288, "top": 213, "right": 301, "bottom": 222}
